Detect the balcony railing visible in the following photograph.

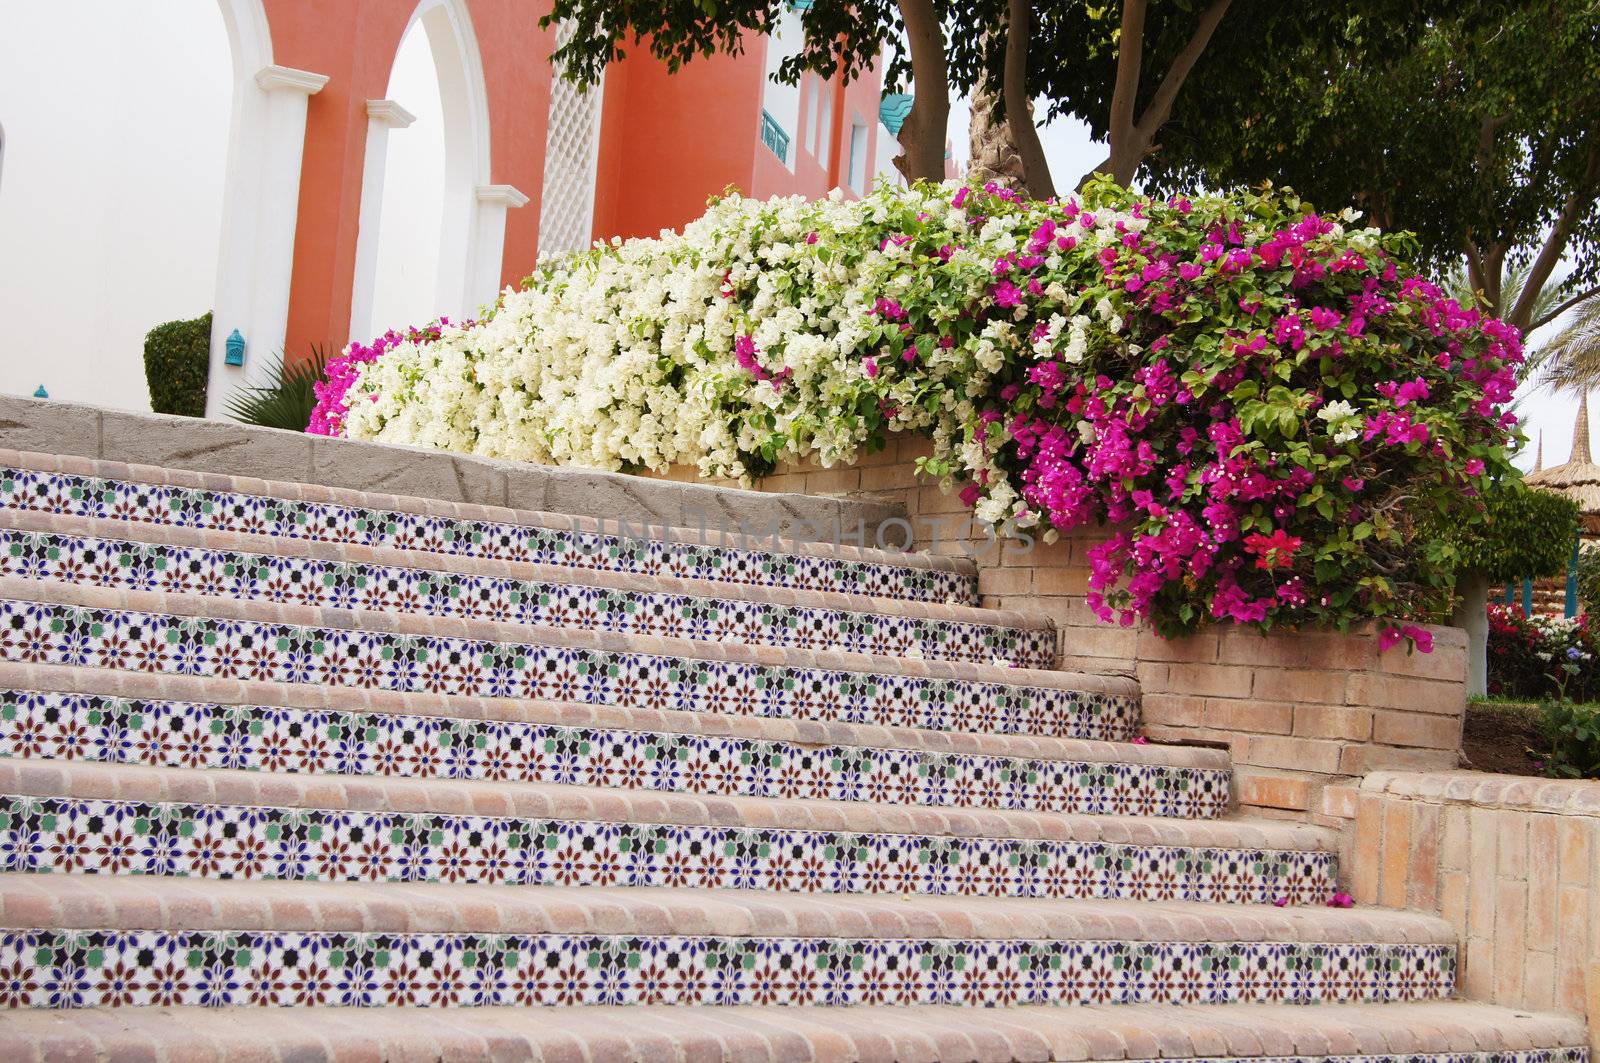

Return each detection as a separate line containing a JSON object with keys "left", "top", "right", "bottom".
{"left": 759, "top": 109, "right": 791, "bottom": 163}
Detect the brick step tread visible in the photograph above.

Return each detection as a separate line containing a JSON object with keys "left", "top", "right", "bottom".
{"left": 1, "top": 450, "right": 980, "bottom": 605}
{"left": 0, "top": 762, "right": 1337, "bottom": 905}
{"left": 4, "top": 669, "right": 1228, "bottom": 823}
{"left": 0, "top": 1003, "right": 1586, "bottom": 1063}
{"left": 0, "top": 520, "right": 1054, "bottom": 668}
{"left": 0, "top": 875, "right": 1453, "bottom": 943}
{"left": 0, "top": 582, "right": 1139, "bottom": 743}
{"left": 0, "top": 661, "right": 1198, "bottom": 771}
{"left": 0, "top": 758, "right": 1319, "bottom": 853}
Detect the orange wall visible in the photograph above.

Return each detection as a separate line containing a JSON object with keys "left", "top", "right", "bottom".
{"left": 592, "top": 36, "right": 886, "bottom": 242}
{"left": 260, "top": 4, "right": 885, "bottom": 362}
{"left": 265, "top": 0, "right": 555, "bottom": 360}
{"left": 266, "top": 0, "right": 409, "bottom": 359}
{"left": 591, "top": 37, "right": 766, "bottom": 242}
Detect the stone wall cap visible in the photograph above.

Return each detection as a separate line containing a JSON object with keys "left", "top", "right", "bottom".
{"left": 1361, "top": 768, "right": 1600, "bottom": 816}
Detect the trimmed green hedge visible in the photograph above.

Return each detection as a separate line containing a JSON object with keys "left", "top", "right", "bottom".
{"left": 1451, "top": 481, "right": 1579, "bottom": 583}
{"left": 143, "top": 311, "right": 211, "bottom": 417}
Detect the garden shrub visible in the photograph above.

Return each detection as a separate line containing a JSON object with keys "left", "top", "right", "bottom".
{"left": 1577, "top": 546, "right": 1600, "bottom": 617}
{"left": 1446, "top": 481, "right": 1578, "bottom": 583}
{"left": 1538, "top": 698, "right": 1600, "bottom": 779}
{"left": 310, "top": 179, "right": 1523, "bottom": 642}
{"left": 222, "top": 345, "right": 331, "bottom": 431}
{"left": 1486, "top": 602, "right": 1598, "bottom": 702}
{"left": 143, "top": 311, "right": 211, "bottom": 417}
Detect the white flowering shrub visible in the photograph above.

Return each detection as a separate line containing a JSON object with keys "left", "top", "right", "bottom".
{"left": 319, "top": 182, "right": 1075, "bottom": 526}
{"left": 313, "top": 179, "right": 1522, "bottom": 640}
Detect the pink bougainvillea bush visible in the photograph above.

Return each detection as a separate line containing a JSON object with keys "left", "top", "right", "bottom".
{"left": 311, "top": 179, "right": 1522, "bottom": 641}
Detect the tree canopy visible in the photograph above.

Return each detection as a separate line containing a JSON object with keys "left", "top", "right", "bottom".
{"left": 540, "top": 0, "right": 1598, "bottom": 342}
{"left": 1137, "top": 0, "right": 1600, "bottom": 334}
{"left": 1443, "top": 480, "right": 1580, "bottom": 583}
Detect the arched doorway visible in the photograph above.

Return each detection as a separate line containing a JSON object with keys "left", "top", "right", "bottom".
{"left": 362, "top": 21, "right": 449, "bottom": 340}
{"left": 352, "top": 0, "right": 494, "bottom": 342}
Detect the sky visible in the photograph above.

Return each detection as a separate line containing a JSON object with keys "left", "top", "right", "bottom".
{"left": 0, "top": 1, "right": 1581, "bottom": 466}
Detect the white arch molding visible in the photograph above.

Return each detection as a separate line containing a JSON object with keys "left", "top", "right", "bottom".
{"left": 406, "top": 0, "right": 521, "bottom": 320}
{"left": 206, "top": 0, "right": 327, "bottom": 417}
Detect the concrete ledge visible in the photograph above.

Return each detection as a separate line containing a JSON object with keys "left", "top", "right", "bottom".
{"left": 0, "top": 394, "right": 903, "bottom": 543}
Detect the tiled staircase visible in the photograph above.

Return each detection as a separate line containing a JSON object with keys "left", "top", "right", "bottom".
{"left": 0, "top": 447, "right": 1587, "bottom": 1061}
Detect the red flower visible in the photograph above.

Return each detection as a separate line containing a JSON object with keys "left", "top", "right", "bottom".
{"left": 1243, "top": 530, "right": 1302, "bottom": 571}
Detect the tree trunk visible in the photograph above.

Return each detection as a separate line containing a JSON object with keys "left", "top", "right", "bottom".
{"left": 1087, "top": 0, "right": 1232, "bottom": 188}
{"left": 1003, "top": 0, "right": 1054, "bottom": 199}
{"left": 967, "top": 78, "right": 1028, "bottom": 189}
{"left": 1452, "top": 574, "right": 1492, "bottom": 698}
{"left": 893, "top": 0, "right": 952, "bottom": 182}
{"left": 1507, "top": 145, "right": 1598, "bottom": 332}
{"left": 1104, "top": 0, "right": 1148, "bottom": 185}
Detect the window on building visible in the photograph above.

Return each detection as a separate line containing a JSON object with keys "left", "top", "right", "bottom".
{"left": 816, "top": 86, "right": 833, "bottom": 169}
{"left": 804, "top": 81, "right": 819, "bottom": 158}
{"left": 759, "top": 8, "right": 802, "bottom": 169}
{"left": 847, "top": 117, "right": 867, "bottom": 192}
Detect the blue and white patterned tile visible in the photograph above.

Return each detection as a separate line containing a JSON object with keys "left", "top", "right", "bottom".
{"left": 0, "top": 929, "right": 1455, "bottom": 1008}
{"left": 0, "top": 467, "right": 977, "bottom": 605}
{"left": 0, "top": 690, "right": 1218, "bottom": 817}
{"left": 0, "top": 795, "right": 1333, "bottom": 903}
{"left": 0, "top": 600, "right": 1130, "bottom": 740}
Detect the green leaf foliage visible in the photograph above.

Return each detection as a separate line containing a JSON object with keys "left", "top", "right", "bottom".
{"left": 1139, "top": 0, "right": 1600, "bottom": 303}
{"left": 1539, "top": 697, "right": 1600, "bottom": 779}
{"left": 143, "top": 311, "right": 211, "bottom": 418}
{"left": 222, "top": 346, "right": 329, "bottom": 432}
{"left": 1446, "top": 481, "right": 1579, "bottom": 583}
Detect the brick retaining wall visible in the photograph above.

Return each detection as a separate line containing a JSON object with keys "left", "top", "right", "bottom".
{"left": 1351, "top": 771, "right": 1600, "bottom": 1048}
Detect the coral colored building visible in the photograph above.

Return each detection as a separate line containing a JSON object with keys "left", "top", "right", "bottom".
{"left": 202, "top": 0, "right": 892, "bottom": 416}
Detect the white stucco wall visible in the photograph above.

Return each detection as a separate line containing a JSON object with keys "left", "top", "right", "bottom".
{"left": 0, "top": 1, "right": 231, "bottom": 411}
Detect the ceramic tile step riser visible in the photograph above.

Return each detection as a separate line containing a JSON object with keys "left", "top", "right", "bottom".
{"left": 0, "top": 1003, "right": 1588, "bottom": 1063}
{"left": 0, "top": 658, "right": 1221, "bottom": 770}
{"left": 0, "top": 688, "right": 1228, "bottom": 820}
{"left": 0, "top": 459, "right": 978, "bottom": 605}
{"left": 0, "top": 527, "right": 1053, "bottom": 668}
{"left": 0, "top": 594, "right": 1139, "bottom": 741}
{"left": 0, "top": 795, "right": 1336, "bottom": 904}
{"left": 0, "top": 928, "right": 1454, "bottom": 1009}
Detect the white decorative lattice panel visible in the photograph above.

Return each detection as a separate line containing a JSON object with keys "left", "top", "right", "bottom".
{"left": 537, "top": 20, "right": 605, "bottom": 259}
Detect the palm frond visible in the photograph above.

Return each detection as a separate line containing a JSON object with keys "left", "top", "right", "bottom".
{"left": 1446, "top": 258, "right": 1570, "bottom": 327}
{"left": 1500, "top": 263, "right": 1571, "bottom": 328}
{"left": 221, "top": 346, "right": 330, "bottom": 431}
{"left": 1533, "top": 297, "right": 1600, "bottom": 393}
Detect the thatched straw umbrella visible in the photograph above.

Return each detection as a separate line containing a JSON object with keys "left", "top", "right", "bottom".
{"left": 1527, "top": 392, "right": 1600, "bottom": 535}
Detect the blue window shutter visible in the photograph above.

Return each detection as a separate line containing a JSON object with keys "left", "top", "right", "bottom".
{"left": 879, "top": 94, "right": 913, "bottom": 137}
